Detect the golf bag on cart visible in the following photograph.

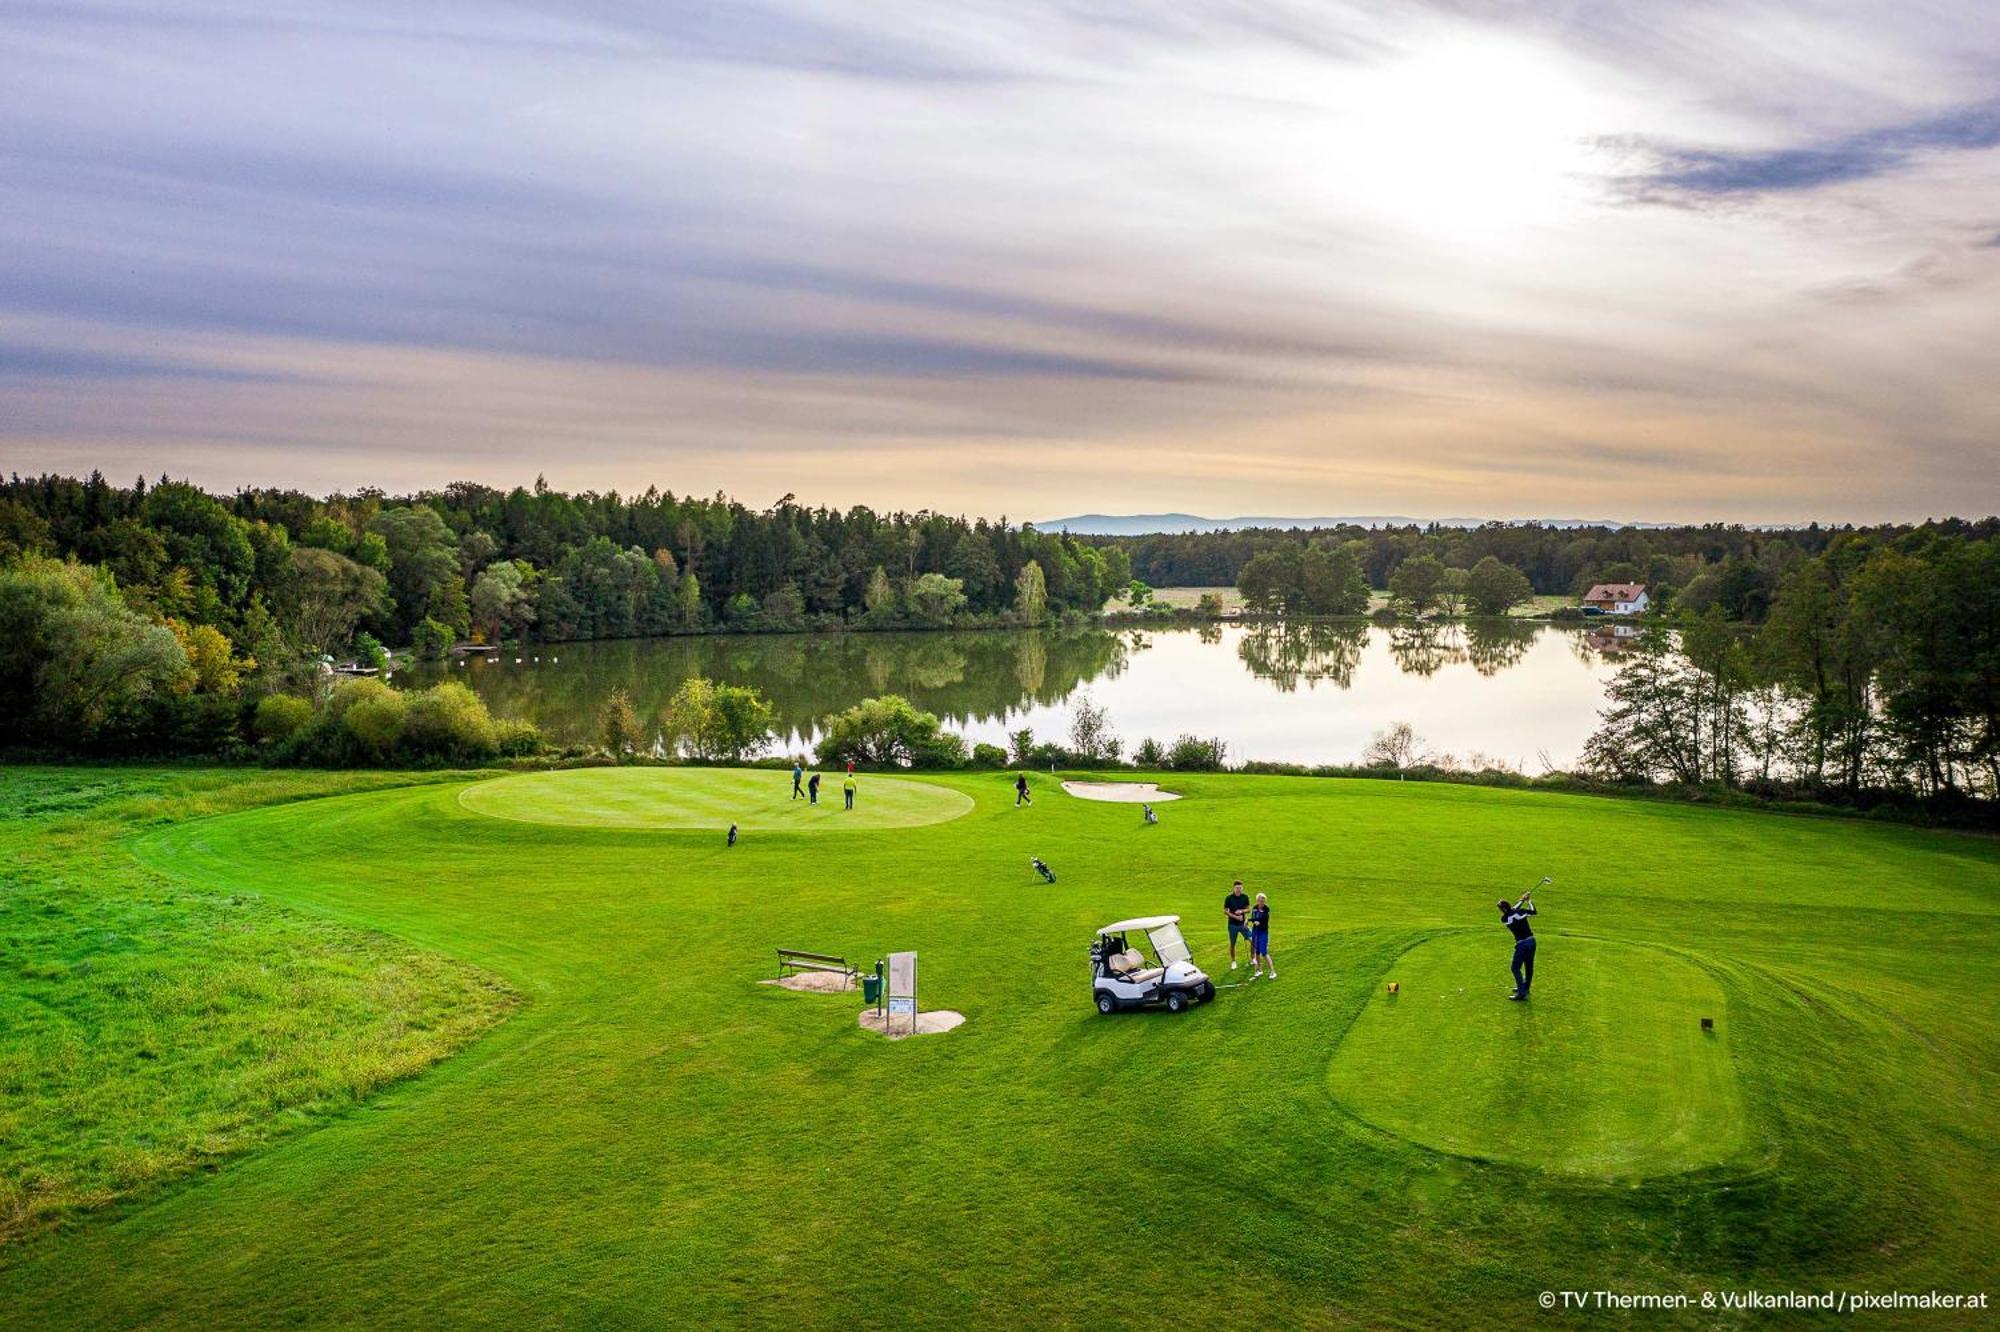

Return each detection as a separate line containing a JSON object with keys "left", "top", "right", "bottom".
{"left": 1031, "top": 856, "right": 1056, "bottom": 884}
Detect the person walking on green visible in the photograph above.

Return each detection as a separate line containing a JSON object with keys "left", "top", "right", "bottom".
{"left": 791, "top": 761, "right": 804, "bottom": 800}
{"left": 1015, "top": 773, "right": 1031, "bottom": 807}
{"left": 842, "top": 772, "right": 856, "bottom": 811}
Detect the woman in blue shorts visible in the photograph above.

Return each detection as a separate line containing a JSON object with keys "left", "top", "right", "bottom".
{"left": 1247, "top": 893, "right": 1275, "bottom": 981}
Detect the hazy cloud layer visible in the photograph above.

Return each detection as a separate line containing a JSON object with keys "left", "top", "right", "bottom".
{"left": 2, "top": 0, "right": 1997, "bottom": 520}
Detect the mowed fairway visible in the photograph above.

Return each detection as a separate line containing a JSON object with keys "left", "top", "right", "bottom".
{"left": 3, "top": 769, "right": 1997, "bottom": 1328}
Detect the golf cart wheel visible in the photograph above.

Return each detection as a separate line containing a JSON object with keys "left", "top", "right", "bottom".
{"left": 1200, "top": 981, "right": 1215, "bottom": 1002}
{"left": 1166, "top": 990, "right": 1188, "bottom": 1014}
{"left": 1095, "top": 991, "right": 1117, "bottom": 1015}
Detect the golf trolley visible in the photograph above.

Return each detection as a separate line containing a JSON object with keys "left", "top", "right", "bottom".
{"left": 1091, "top": 916, "right": 1215, "bottom": 1015}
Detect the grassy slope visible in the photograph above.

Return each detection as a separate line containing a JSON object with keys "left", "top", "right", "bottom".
{"left": 0, "top": 769, "right": 517, "bottom": 1241}
{"left": 1, "top": 768, "right": 1996, "bottom": 1328}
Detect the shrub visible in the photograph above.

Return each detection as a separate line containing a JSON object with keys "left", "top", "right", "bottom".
{"left": 493, "top": 718, "right": 542, "bottom": 758}
{"left": 815, "top": 694, "right": 967, "bottom": 769}
{"left": 661, "top": 678, "right": 774, "bottom": 762}
{"left": 402, "top": 682, "right": 497, "bottom": 761}
{"left": 1163, "top": 734, "right": 1228, "bottom": 771}
{"left": 342, "top": 690, "right": 409, "bottom": 760}
{"left": 1132, "top": 736, "right": 1163, "bottom": 767}
{"left": 909, "top": 729, "right": 969, "bottom": 770}
{"left": 600, "top": 688, "right": 645, "bottom": 761}
{"left": 253, "top": 693, "right": 314, "bottom": 745}
{"left": 328, "top": 676, "right": 396, "bottom": 719}
{"left": 1026, "top": 741, "right": 1072, "bottom": 769}
{"left": 353, "top": 632, "right": 388, "bottom": 669}
{"left": 971, "top": 742, "right": 1009, "bottom": 769}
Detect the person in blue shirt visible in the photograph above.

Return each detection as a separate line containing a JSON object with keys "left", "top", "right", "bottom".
{"left": 1499, "top": 891, "right": 1537, "bottom": 1000}
{"left": 791, "top": 761, "right": 804, "bottom": 800}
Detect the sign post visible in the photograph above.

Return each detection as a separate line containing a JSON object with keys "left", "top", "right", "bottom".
{"left": 886, "top": 950, "right": 918, "bottom": 1036}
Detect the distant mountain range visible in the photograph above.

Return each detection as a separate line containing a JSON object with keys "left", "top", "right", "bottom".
{"left": 1036, "top": 513, "right": 1673, "bottom": 535}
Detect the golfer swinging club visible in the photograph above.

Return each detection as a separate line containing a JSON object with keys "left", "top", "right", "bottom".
{"left": 1499, "top": 881, "right": 1545, "bottom": 1000}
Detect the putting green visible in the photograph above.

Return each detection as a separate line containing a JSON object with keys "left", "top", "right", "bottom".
{"left": 1327, "top": 933, "right": 1746, "bottom": 1177}
{"left": 457, "top": 765, "right": 973, "bottom": 831}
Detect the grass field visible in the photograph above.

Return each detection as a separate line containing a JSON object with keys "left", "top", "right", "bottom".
{"left": 2, "top": 765, "right": 1996, "bottom": 1327}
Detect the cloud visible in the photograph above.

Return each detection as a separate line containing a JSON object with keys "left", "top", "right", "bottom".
{"left": 1, "top": 0, "right": 1997, "bottom": 521}
{"left": 1617, "top": 97, "right": 2000, "bottom": 202}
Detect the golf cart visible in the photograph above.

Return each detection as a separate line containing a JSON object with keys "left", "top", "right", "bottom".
{"left": 1091, "top": 916, "right": 1215, "bottom": 1015}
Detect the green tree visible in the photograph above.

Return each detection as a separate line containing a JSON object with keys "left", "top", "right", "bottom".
{"left": 1463, "top": 556, "right": 1534, "bottom": 616}
{"left": 1237, "top": 546, "right": 1298, "bottom": 615}
{"left": 906, "top": 573, "right": 967, "bottom": 627}
{"left": 1068, "top": 694, "right": 1120, "bottom": 763}
{"left": 282, "top": 546, "right": 389, "bottom": 656}
{"left": 946, "top": 531, "right": 1004, "bottom": 610}
{"left": 600, "top": 688, "right": 645, "bottom": 761}
{"left": 410, "top": 617, "right": 455, "bottom": 661}
{"left": 1388, "top": 554, "right": 1448, "bottom": 616}
{"left": 0, "top": 556, "right": 187, "bottom": 745}
{"left": 661, "top": 677, "right": 775, "bottom": 762}
{"left": 1298, "top": 545, "right": 1370, "bottom": 615}
{"left": 470, "top": 560, "right": 537, "bottom": 644}
{"left": 815, "top": 694, "right": 965, "bottom": 768}
{"left": 369, "top": 506, "right": 466, "bottom": 640}
{"left": 1013, "top": 561, "right": 1047, "bottom": 623}
{"left": 862, "top": 565, "right": 898, "bottom": 623}
{"left": 676, "top": 572, "right": 703, "bottom": 629}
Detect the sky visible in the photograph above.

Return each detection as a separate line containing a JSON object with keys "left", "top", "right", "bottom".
{"left": 2, "top": 1, "right": 1997, "bottom": 524}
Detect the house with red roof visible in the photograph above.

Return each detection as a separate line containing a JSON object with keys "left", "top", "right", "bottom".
{"left": 1582, "top": 582, "right": 1648, "bottom": 614}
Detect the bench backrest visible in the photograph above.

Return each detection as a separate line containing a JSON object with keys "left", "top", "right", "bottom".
{"left": 778, "top": 949, "right": 848, "bottom": 965}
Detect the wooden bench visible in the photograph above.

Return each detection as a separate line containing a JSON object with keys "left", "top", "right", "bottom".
{"left": 777, "top": 948, "right": 858, "bottom": 983}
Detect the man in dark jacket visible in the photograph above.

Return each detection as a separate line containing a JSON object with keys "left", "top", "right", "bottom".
{"left": 1499, "top": 891, "right": 1538, "bottom": 1000}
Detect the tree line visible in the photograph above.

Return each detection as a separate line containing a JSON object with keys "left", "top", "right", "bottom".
{"left": 1583, "top": 531, "right": 1999, "bottom": 804}
{"left": 0, "top": 472, "right": 1133, "bottom": 756}
{"left": 1, "top": 472, "right": 1135, "bottom": 651}
{"left": 1084, "top": 517, "right": 1998, "bottom": 623}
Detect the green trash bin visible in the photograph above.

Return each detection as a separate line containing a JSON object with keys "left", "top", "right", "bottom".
{"left": 860, "top": 973, "right": 882, "bottom": 1005}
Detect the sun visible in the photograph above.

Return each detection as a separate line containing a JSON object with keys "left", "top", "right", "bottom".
{"left": 1283, "top": 32, "right": 1608, "bottom": 249}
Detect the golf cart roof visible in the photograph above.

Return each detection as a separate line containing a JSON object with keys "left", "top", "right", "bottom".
{"left": 1099, "top": 915, "right": 1180, "bottom": 935}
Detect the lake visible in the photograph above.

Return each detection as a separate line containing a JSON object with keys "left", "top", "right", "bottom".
{"left": 392, "top": 620, "right": 1629, "bottom": 770}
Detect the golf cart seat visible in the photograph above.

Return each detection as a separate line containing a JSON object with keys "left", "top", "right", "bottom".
{"left": 1107, "top": 948, "right": 1144, "bottom": 976}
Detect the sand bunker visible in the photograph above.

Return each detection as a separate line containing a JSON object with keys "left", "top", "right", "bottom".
{"left": 858, "top": 1010, "right": 966, "bottom": 1039}
{"left": 760, "top": 972, "right": 855, "bottom": 993}
{"left": 1060, "top": 781, "right": 1182, "bottom": 803}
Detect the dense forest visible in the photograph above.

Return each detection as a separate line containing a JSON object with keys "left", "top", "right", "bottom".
{"left": 1098, "top": 517, "right": 2000, "bottom": 623}
{"left": 0, "top": 473, "right": 1133, "bottom": 652}
{"left": 0, "top": 472, "right": 1133, "bottom": 758}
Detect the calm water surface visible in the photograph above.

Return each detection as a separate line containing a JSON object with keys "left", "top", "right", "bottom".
{"left": 394, "top": 621, "right": 1627, "bottom": 769}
